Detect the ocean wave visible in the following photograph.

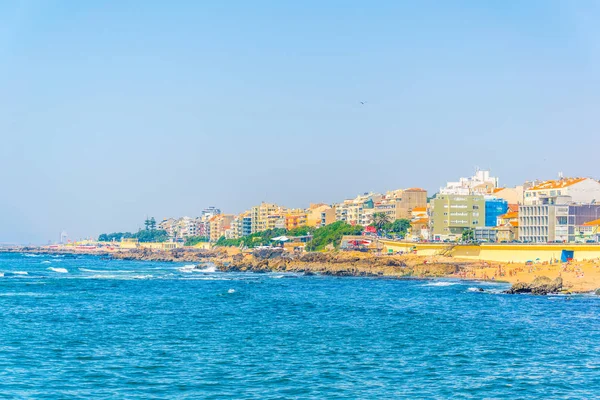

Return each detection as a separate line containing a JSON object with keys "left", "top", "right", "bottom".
{"left": 132, "top": 275, "right": 153, "bottom": 279}
{"left": 228, "top": 289, "right": 236, "bottom": 294}
{"left": 0, "top": 273, "right": 4, "bottom": 277}
{"left": 177, "top": 265, "right": 196, "bottom": 273}
{"left": 23, "top": 254, "right": 42, "bottom": 258}
{"left": 196, "top": 264, "right": 216, "bottom": 273}
{"left": 270, "top": 275, "right": 285, "bottom": 279}
{"left": 47, "top": 267, "right": 68, "bottom": 274}
{"left": 467, "top": 287, "right": 484, "bottom": 292}
{"left": 79, "top": 268, "right": 129, "bottom": 273}
{"left": 41, "top": 260, "right": 52, "bottom": 264}
{"left": 11, "top": 271, "right": 29, "bottom": 275}
{"left": 423, "top": 281, "right": 459, "bottom": 287}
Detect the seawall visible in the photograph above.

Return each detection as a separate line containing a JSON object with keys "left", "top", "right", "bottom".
{"left": 380, "top": 241, "right": 600, "bottom": 263}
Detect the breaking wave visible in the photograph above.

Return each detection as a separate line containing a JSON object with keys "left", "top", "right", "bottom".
{"left": 47, "top": 267, "right": 68, "bottom": 273}
{"left": 423, "top": 281, "right": 460, "bottom": 287}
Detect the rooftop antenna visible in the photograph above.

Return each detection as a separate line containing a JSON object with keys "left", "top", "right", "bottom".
{"left": 558, "top": 172, "right": 563, "bottom": 179}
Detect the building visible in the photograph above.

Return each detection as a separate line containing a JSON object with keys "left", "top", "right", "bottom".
{"left": 519, "top": 204, "right": 600, "bottom": 243}
{"left": 396, "top": 188, "right": 428, "bottom": 218}
{"left": 575, "top": 219, "right": 600, "bottom": 243}
{"left": 306, "top": 204, "right": 336, "bottom": 228}
{"left": 496, "top": 207, "right": 519, "bottom": 242}
{"left": 523, "top": 177, "right": 600, "bottom": 205}
{"left": 334, "top": 193, "right": 381, "bottom": 226}
{"left": 411, "top": 207, "right": 428, "bottom": 220}
{"left": 209, "top": 214, "right": 235, "bottom": 242}
{"left": 430, "top": 194, "right": 485, "bottom": 240}
{"left": 492, "top": 187, "right": 525, "bottom": 205}
{"left": 202, "top": 207, "right": 221, "bottom": 217}
{"left": 284, "top": 210, "right": 308, "bottom": 230}
{"left": 485, "top": 197, "right": 508, "bottom": 227}
{"left": 440, "top": 169, "right": 499, "bottom": 195}
{"left": 410, "top": 218, "right": 429, "bottom": 240}
{"left": 474, "top": 227, "right": 498, "bottom": 242}
{"left": 250, "top": 202, "right": 287, "bottom": 233}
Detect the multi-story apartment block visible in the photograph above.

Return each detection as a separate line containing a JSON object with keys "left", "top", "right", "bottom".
{"left": 440, "top": 169, "right": 499, "bottom": 195}
{"left": 519, "top": 203, "right": 600, "bottom": 243}
{"left": 209, "top": 214, "right": 235, "bottom": 242}
{"left": 430, "top": 194, "right": 485, "bottom": 240}
{"left": 285, "top": 210, "right": 308, "bottom": 230}
{"left": 395, "top": 188, "right": 428, "bottom": 219}
{"left": 250, "top": 202, "right": 287, "bottom": 233}
{"left": 306, "top": 204, "right": 335, "bottom": 227}
{"left": 523, "top": 177, "right": 600, "bottom": 205}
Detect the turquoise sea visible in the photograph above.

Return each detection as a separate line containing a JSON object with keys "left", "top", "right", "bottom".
{"left": 1, "top": 252, "right": 599, "bottom": 399}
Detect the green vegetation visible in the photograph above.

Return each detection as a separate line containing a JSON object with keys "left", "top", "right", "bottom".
{"left": 461, "top": 228, "right": 475, "bottom": 242}
{"left": 369, "top": 218, "right": 411, "bottom": 237}
{"left": 98, "top": 232, "right": 134, "bottom": 242}
{"left": 371, "top": 213, "right": 392, "bottom": 231}
{"left": 215, "top": 228, "right": 288, "bottom": 248}
{"left": 305, "top": 221, "right": 363, "bottom": 251}
{"left": 213, "top": 222, "right": 361, "bottom": 251}
{"left": 98, "top": 217, "right": 168, "bottom": 243}
{"left": 184, "top": 236, "right": 209, "bottom": 246}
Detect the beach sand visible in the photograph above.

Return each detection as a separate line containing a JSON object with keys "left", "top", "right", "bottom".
{"left": 454, "top": 258, "right": 600, "bottom": 293}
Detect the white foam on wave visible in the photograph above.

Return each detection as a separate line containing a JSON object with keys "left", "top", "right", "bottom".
{"left": 196, "top": 264, "right": 216, "bottom": 273}
{"left": 467, "top": 287, "right": 482, "bottom": 292}
{"left": 0, "top": 273, "right": 4, "bottom": 277}
{"left": 423, "top": 281, "right": 459, "bottom": 287}
{"left": 270, "top": 275, "right": 285, "bottom": 279}
{"left": 228, "top": 289, "right": 236, "bottom": 294}
{"left": 41, "top": 260, "right": 52, "bottom": 264}
{"left": 23, "top": 254, "right": 41, "bottom": 258}
{"left": 12, "top": 271, "right": 29, "bottom": 275}
{"left": 177, "top": 265, "right": 196, "bottom": 273}
{"left": 132, "top": 275, "right": 153, "bottom": 280}
{"left": 79, "top": 268, "right": 129, "bottom": 273}
{"left": 47, "top": 267, "right": 68, "bottom": 274}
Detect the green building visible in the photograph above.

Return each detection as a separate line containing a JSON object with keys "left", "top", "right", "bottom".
{"left": 430, "top": 194, "right": 485, "bottom": 240}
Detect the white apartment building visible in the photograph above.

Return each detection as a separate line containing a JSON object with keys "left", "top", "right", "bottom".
{"left": 440, "top": 169, "right": 499, "bottom": 195}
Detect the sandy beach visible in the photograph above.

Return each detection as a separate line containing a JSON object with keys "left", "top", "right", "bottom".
{"left": 453, "top": 258, "right": 600, "bottom": 293}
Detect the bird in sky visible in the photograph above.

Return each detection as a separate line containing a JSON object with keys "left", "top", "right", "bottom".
{"left": 360, "top": 101, "right": 367, "bottom": 105}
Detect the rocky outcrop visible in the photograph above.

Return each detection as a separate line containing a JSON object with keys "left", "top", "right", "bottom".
{"left": 111, "top": 248, "right": 224, "bottom": 263}
{"left": 506, "top": 276, "right": 563, "bottom": 295}
{"left": 212, "top": 250, "right": 481, "bottom": 279}
{"left": 595, "top": 288, "right": 600, "bottom": 296}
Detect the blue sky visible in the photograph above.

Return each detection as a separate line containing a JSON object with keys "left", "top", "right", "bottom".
{"left": 1, "top": 1, "right": 599, "bottom": 243}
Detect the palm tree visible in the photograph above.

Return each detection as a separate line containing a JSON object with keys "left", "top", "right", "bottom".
{"left": 372, "top": 213, "right": 391, "bottom": 231}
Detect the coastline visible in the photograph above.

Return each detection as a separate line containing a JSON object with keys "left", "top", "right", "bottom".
{"left": 3, "top": 247, "right": 600, "bottom": 294}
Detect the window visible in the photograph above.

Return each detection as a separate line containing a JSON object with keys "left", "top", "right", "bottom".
{"left": 473, "top": 205, "right": 479, "bottom": 210}
{"left": 473, "top": 220, "right": 479, "bottom": 225}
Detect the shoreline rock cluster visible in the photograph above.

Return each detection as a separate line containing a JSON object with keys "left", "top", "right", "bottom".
{"left": 505, "top": 276, "right": 564, "bottom": 295}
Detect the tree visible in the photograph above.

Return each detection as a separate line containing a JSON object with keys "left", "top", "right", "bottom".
{"left": 185, "top": 236, "right": 209, "bottom": 246}
{"left": 385, "top": 219, "right": 411, "bottom": 236}
{"left": 462, "top": 228, "right": 475, "bottom": 242}
{"left": 149, "top": 217, "right": 156, "bottom": 231}
{"left": 305, "top": 221, "right": 364, "bottom": 251}
{"left": 371, "top": 213, "right": 391, "bottom": 231}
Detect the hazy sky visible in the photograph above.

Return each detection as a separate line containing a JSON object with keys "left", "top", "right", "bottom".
{"left": 1, "top": 1, "right": 599, "bottom": 244}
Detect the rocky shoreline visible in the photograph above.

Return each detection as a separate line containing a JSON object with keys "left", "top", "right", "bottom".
{"left": 3, "top": 247, "right": 597, "bottom": 295}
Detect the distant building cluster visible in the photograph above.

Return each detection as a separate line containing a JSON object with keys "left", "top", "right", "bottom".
{"left": 157, "top": 169, "right": 600, "bottom": 245}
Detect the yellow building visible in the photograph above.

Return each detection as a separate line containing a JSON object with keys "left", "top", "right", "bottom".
{"left": 285, "top": 210, "right": 308, "bottom": 230}
{"left": 209, "top": 214, "right": 235, "bottom": 242}
{"left": 251, "top": 202, "right": 287, "bottom": 233}
{"left": 306, "top": 204, "right": 335, "bottom": 227}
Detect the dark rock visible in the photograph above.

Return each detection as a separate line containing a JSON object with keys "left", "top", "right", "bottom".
{"left": 595, "top": 288, "right": 600, "bottom": 296}
{"left": 506, "top": 276, "right": 563, "bottom": 295}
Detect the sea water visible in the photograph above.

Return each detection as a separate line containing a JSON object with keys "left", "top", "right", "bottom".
{"left": 1, "top": 252, "right": 599, "bottom": 398}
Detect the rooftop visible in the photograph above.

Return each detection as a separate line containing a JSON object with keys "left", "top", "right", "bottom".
{"left": 529, "top": 177, "right": 587, "bottom": 191}
{"left": 582, "top": 218, "right": 600, "bottom": 227}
